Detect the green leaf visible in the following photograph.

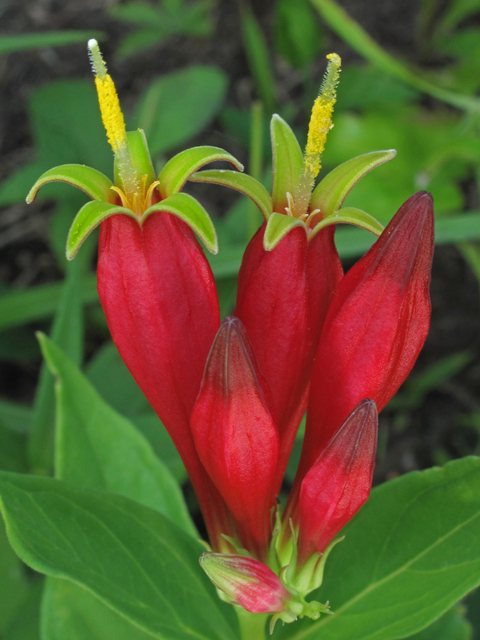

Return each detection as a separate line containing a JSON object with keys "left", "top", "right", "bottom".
{"left": 136, "top": 66, "right": 228, "bottom": 156}
{"left": 274, "top": 0, "right": 323, "bottom": 69}
{"left": 190, "top": 170, "right": 272, "bottom": 221}
{"left": 310, "top": 206, "right": 384, "bottom": 239}
{"left": 28, "top": 258, "right": 85, "bottom": 474}
{"left": 406, "top": 605, "right": 472, "bottom": 640}
{"left": 40, "top": 334, "right": 195, "bottom": 535}
{"left": 270, "top": 114, "right": 304, "bottom": 213}
{"left": 0, "top": 519, "right": 33, "bottom": 634}
{"left": 0, "top": 275, "right": 97, "bottom": 332}
{"left": 239, "top": 4, "right": 277, "bottom": 113}
{"left": 0, "top": 420, "right": 27, "bottom": 473}
{"left": 125, "top": 130, "right": 156, "bottom": 187}
{"left": 281, "top": 457, "right": 480, "bottom": 640}
{"left": 41, "top": 579, "right": 157, "bottom": 640}
{"left": 311, "top": 0, "right": 480, "bottom": 113}
{"left": 3, "top": 581, "right": 42, "bottom": 640}
{"left": 143, "top": 192, "right": 218, "bottom": 254}
{"left": 0, "top": 399, "right": 32, "bottom": 435}
{"left": 26, "top": 165, "right": 112, "bottom": 204}
{"left": 159, "top": 146, "right": 244, "bottom": 198}
{"left": 66, "top": 201, "right": 136, "bottom": 260}
{"left": 263, "top": 212, "right": 306, "bottom": 251}
{"left": 0, "top": 472, "right": 239, "bottom": 640}
{"left": 310, "top": 150, "right": 397, "bottom": 217}
{"left": 0, "top": 32, "right": 104, "bottom": 54}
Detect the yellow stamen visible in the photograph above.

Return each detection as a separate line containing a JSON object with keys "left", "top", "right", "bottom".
{"left": 293, "top": 53, "right": 341, "bottom": 220}
{"left": 88, "top": 39, "right": 139, "bottom": 200}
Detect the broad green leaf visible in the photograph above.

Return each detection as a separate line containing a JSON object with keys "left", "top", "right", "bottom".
{"left": 28, "top": 258, "right": 84, "bottom": 474}
{"left": 279, "top": 457, "right": 480, "bottom": 640}
{"left": 311, "top": 0, "right": 480, "bottom": 113}
{"left": 0, "top": 31, "right": 104, "bottom": 54}
{"left": 0, "top": 80, "right": 111, "bottom": 206}
{"left": 0, "top": 275, "right": 97, "bottom": 332}
{"left": 310, "top": 150, "right": 397, "bottom": 217}
{"left": 143, "top": 192, "right": 218, "bottom": 254}
{"left": 41, "top": 332, "right": 193, "bottom": 640}
{"left": 40, "top": 334, "right": 195, "bottom": 534}
{"left": 26, "top": 165, "right": 112, "bottom": 204}
{"left": 42, "top": 579, "right": 156, "bottom": 640}
{"left": 159, "top": 146, "right": 244, "bottom": 198}
{"left": 0, "top": 472, "right": 239, "bottom": 640}
{"left": 270, "top": 114, "right": 304, "bottom": 213}
{"left": 239, "top": 4, "right": 276, "bottom": 113}
{"left": 263, "top": 212, "right": 306, "bottom": 251}
{"left": 310, "top": 206, "right": 384, "bottom": 240}
{"left": 67, "top": 201, "right": 136, "bottom": 260}
{"left": 406, "top": 605, "right": 472, "bottom": 640}
{"left": 190, "top": 170, "right": 272, "bottom": 221}
{"left": 136, "top": 66, "right": 228, "bottom": 156}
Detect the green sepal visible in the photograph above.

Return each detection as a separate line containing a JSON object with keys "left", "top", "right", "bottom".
{"left": 114, "top": 129, "right": 156, "bottom": 188}
{"left": 310, "top": 149, "right": 397, "bottom": 216}
{"left": 142, "top": 192, "right": 218, "bottom": 254}
{"left": 270, "top": 114, "right": 303, "bottom": 213}
{"left": 263, "top": 212, "right": 307, "bottom": 251}
{"left": 158, "top": 146, "right": 244, "bottom": 198}
{"left": 26, "top": 165, "right": 113, "bottom": 204}
{"left": 309, "top": 206, "right": 384, "bottom": 241}
{"left": 66, "top": 201, "right": 136, "bottom": 260}
{"left": 190, "top": 169, "right": 272, "bottom": 221}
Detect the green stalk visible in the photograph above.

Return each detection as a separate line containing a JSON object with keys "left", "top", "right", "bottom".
{"left": 236, "top": 607, "right": 268, "bottom": 640}
{"left": 248, "top": 100, "right": 264, "bottom": 239}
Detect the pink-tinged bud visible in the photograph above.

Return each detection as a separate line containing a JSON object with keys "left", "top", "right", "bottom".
{"left": 200, "top": 553, "right": 290, "bottom": 614}
{"left": 97, "top": 213, "right": 232, "bottom": 546}
{"left": 296, "top": 192, "right": 434, "bottom": 480}
{"left": 298, "top": 399, "right": 378, "bottom": 563}
{"left": 191, "top": 317, "right": 279, "bottom": 557}
{"left": 235, "top": 224, "right": 342, "bottom": 491}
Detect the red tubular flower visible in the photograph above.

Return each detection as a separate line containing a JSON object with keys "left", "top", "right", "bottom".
{"left": 190, "top": 317, "right": 279, "bottom": 559}
{"left": 235, "top": 224, "right": 342, "bottom": 492}
{"left": 295, "top": 191, "right": 434, "bottom": 486}
{"left": 297, "top": 399, "right": 378, "bottom": 565}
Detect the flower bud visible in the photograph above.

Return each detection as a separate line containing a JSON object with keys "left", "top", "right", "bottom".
{"left": 200, "top": 553, "right": 290, "bottom": 614}
{"left": 298, "top": 399, "right": 378, "bottom": 563}
{"left": 297, "top": 191, "right": 434, "bottom": 479}
{"left": 191, "top": 317, "right": 279, "bottom": 557}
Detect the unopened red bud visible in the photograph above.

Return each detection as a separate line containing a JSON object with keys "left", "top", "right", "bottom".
{"left": 191, "top": 317, "right": 279, "bottom": 556}
{"left": 298, "top": 399, "right": 378, "bottom": 562}
{"left": 297, "top": 191, "right": 433, "bottom": 479}
{"left": 200, "top": 553, "right": 290, "bottom": 614}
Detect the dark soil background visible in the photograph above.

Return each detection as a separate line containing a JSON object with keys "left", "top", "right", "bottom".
{"left": 0, "top": 0, "right": 479, "bottom": 487}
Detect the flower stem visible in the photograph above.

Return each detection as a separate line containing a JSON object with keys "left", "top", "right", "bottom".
{"left": 235, "top": 607, "right": 268, "bottom": 640}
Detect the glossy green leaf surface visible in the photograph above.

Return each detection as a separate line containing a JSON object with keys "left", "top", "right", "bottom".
{"left": 310, "top": 206, "right": 384, "bottom": 240}
{"left": 270, "top": 114, "right": 304, "bottom": 212}
{"left": 159, "top": 146, "right": 244, "bottom": 198}
{"left": 66, "top": 201, "right": 136, "bottom": 260}
{"left": 26, "top": 165, "right": 112, "bottom": 204}
{"left": 41, "top": 333, "right": 193, "bottom": 640}
{"left": 310, "top": 150, "right": 396, "bottom": 217}
{"left": 136, "top": 66, "right": 228, "bottom": 156}
{"left": 41, "top": 579, "right": 157, "bottom": 640}
{"left": 190, "top": 169, "right": 272, "bottom": 221}
{"left": 263, "top": 212, "right": 306, "bottom": 251}
{"left": 143, "top": 192, "right": 218, "bottom": 254}
{"left": 40, "top": 334, "right": 194, "bottom": 534}
{"left": 0, "top": 472, "right": 239, "bottom": 640}
{"left": 278, "top": 457, "right": 480, "bottom": 640}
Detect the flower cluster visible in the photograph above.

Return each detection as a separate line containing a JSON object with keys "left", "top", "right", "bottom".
{"left": 27, "top": 42, "right": 434, "bottom": 630}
